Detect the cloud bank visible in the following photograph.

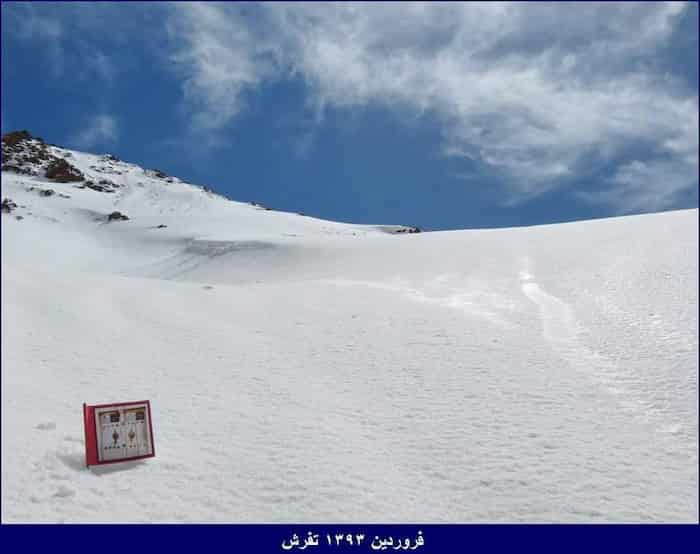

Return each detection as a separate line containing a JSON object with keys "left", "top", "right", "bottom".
{"left": 166, "top": 1, "right": 698, "bottom": 211}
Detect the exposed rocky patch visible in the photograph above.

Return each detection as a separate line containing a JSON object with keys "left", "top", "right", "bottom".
{"left": 145, "top": 168, "right": 169, "bottom": 180}
{"left": 45, "top": 158, "right": 84, "bottom": 183}
{"left": 96, "top": 179, "right": 119, "bottom": 192}
{"left": 2, "top": 130, "right": 86, "bottom": 184}
{"left": 107, "top": 211, "right": 129, "bottom": 222}
{"left": 0, "top": 163, "right": 33, "bottom": 175}
{"left": 89, "top": 162, "right": 124, "bottom": 175}
{"left": 2, "top": 130, "right": 51, "bottom": 176}
{"left": 79, "top": 180, "right": 117, "bottom": 193}
{"left": 25, "top": 186, "right": 57, "bottom": 197}
{"left": 250, "top": 201, "right": 273, "bottom": 211}
{"left": 2, "top": 130, "right": 33, "bottom": 147}
{"left": 2, "top": 197, "right": 18, "bottom": 213}
{"left": 394, "top": 226, "right": 421, "bottom": 234}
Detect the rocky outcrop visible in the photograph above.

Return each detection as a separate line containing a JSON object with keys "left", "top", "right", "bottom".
{"left": 394, "top": 226, "right": 421, "bottom": 234}
{"left": 107, "top": 211, "right": 129, "bottom": 222}
{"left": 2, "top": 130, "right": 51, "bottom": 175}
{"left": 25, "top": 186, "right": 57, "bottom": 197}
{"left": 79, "top": 179, "right": 117, "bottom": 193}
{"left": 145, "top": 168, "right": 169, "bottom": 179}
{"left": 2, "top": 130, "right": 33, "bottom": 147}
{"left": 2, "top": 130, "right": 87, "bottom": 184}
{"left": 1, "top": 198, "right": 17, "bottom": 213}
{"left": 45, "top": 158, "right": 84, "bottom": 183}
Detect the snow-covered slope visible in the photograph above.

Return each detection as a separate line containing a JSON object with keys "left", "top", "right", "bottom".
{"left": 2, "top": 134, "right": 697, "bottom": 522}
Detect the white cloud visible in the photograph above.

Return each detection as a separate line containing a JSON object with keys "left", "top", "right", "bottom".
{"left": 4, "top": 2, "right": 65, "bottom": 76}
{"left": 84, "top": 50, "right": 116, "bottom": 85}
{"left": 166, "top": 2, "right": 697, "bottom": 211}
{"left": 166, "top": 3, "right": 276, "bottom": 131}
{"left": 5, "top": 2, "right": 63, "bottom": 41}
{"left": 579, "top": 158, "right": 697, "bottom": 214}
{"left": 3, "top": 3, "right": 119, "bottom": 85}
{"left": 73, "top": 114, "right": 118, "bottom": 149}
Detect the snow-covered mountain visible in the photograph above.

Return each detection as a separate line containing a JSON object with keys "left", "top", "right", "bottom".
{"left": 1, "top": 131, "right": 697, "bottom": 522}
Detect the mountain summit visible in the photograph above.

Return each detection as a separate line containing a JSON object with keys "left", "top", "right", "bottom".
{"left": 1, "top": 130, "right": 420, "bottom": 237}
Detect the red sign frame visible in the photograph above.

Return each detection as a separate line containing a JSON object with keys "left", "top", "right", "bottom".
{"left": 83, "top": 400, "right": 156, "bottom": 467}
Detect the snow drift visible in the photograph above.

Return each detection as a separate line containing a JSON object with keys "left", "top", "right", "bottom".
{"left": 1, "top": 134, "right": 697, "bottom": 522}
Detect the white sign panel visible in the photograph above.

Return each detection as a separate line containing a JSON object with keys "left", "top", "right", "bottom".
{"left": 95, "top": 403, "right": 153, "bottom": 463}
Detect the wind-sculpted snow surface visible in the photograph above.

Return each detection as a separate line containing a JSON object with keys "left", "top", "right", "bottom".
{"left": 1, "top": 144, "right": 697, "bottom": 522}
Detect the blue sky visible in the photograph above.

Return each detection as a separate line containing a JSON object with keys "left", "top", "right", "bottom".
{"left": 2, "top": 2, "right": 697, "bottom": 230}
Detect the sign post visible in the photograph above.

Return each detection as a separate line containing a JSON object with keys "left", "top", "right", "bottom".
{"left": 83, "top": 400, "right": 155, "bottom": 467}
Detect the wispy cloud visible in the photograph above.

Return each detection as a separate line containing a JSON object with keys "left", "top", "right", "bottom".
{"left": 83, "top": 50, "right": 116, "bottom": 85}
{"left": 166, "top": 3, "right": 276, "bottom": 131}
{"left": 4, "top": 2, "right": 697, "bottom": 214}
{"left": 3, "top": 3, "right": 121, "bottom": 85}
{"left": 72, "top": 114, "right": 118, "bottom": 150}
{"left": 579, "top": 158, "right": 698, "bottom": 214}
{"left": 164, "top": 2, "right": 697, "bottom": 212}
{"left": 4, "top": 2, "right": 63, "bottom": 41}
{"left": 3, "top": 2, "right": 65, "bottom": 76}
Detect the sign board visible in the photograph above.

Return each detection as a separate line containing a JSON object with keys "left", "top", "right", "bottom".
{"left": 83, "top": 400, "right": 155, "bottom": 467}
